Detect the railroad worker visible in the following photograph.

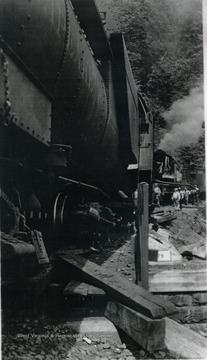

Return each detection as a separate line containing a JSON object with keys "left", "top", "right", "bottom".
{"left": 153, "top": 183, "right": 161, "bottom": 207}
{"left": 179, "top": 187, "right": 185, "bottom": 210}
{"left": 184, "top": 187, "right": 190, "bottom": 205}
{"left": 190, "top": 187, "right": 196, "bottom": 205}
{"left": 194, "top": 185, "right": 200, "bottom": 204}
{"left": 171, "top": 188, "right": 180, "bottom": 210}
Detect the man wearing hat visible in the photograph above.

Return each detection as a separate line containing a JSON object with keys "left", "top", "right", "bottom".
{"left": 153, "top": 183, "right": 161, "bottom": 207}
{"left": 172, "top": 188, "right": 180, "bottom": 210}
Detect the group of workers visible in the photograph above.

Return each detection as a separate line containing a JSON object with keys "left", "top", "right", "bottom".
{"left": 153, "top": 183, "right": 199, "bottom": 209}
{"left": 171, "top": 186, "right": 199, "bottom": 210}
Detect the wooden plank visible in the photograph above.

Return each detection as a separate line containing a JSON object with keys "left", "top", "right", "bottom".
{"left": 87, "top": 284, "right": 106, "bottom": 296}
{"left": 164, "top": 317, "right": 207, "bottom": 359}
{"left": 149, "top": 269, "right": 207, "bottom": 293}
{"left": 64, "top": 281, "right": 106, "bottom": 297}
{"left": 64, "top": 281, "right": 87, "bottom": 297}
{"left": 135, "top": 182, "right": 149, "bottom": 289}
{"left": 105, "top": 301, "right": 207, "bottom": 359}
{"left": 105, "top": 301, "right": 165, "bottom": 351}
{"left": 150, "top": 210, "right": 176, "bottom": 224}
{"left": 156, "top": 213, "right": 177, "bottom": 224}
{"left": 57, "top": 252, "right": 177, "bottom": 319}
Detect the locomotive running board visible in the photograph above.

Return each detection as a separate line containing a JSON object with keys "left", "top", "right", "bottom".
{"left": 56, "top": 250, "right": 176, "bottom": 319}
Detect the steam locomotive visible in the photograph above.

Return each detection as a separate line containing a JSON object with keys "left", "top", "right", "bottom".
{"left": 0, "top": 0, "right": 152, "bottom": 278}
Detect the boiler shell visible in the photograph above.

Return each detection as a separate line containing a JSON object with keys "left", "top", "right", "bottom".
{"left": 0, "top": 0, "right": 122, "bottom": 189}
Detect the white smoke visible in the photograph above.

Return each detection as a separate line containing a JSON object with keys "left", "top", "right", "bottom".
{"left": 159, "top": 85, "right": 204, "bottom": 156}
{"left": 171, "top": 0, "right": 201, "bottom": 19}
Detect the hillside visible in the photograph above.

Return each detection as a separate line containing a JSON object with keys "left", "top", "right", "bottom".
{"left": 111, "top": 0, "right": 204, "bottom": 166}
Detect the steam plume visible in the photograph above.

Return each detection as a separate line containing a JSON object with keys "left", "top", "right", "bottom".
{"left": 159, "top": 85, "right": 204, "bottom": 156}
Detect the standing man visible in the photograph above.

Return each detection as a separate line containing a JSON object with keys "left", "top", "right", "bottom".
{"left": 179, "top": 187, "right": 185, "bottom": 210}
{"left": 172, "top": 188, "right": 180, "bottom": 210}
{"left": 194, "top": 185, "right": 200, "bottom": 204}
{"left": 184, "top": 187, "right": 190, "bottom": 205}
{"left": 190, "top": 187, "right": 196, "bottom": 205}
{"left": 153, "top": 183, "right": 161, "bottom": 207}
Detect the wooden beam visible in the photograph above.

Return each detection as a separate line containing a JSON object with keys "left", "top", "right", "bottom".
{"left": 57, "top": 251, "right": 176, "bottom": 319}
{"left": 105, "top": 301, "right": 207, "bottom": 359}
{"left": 105, "top": 301, "right": 165, "bottom": 351}
{"left": 149, "top": 269, "right": 207, "bottom": 293}
{"left": 64, "top": 281, "right": 106, "bottom": 297}
{"left": 135, "top": 182, "right": 149, "bottom": 289}
{"left": 150, "top": 210, "right": 176, "bottom": 224}
{"left": 164, "top": 317, "right": 207, "bottom": 359}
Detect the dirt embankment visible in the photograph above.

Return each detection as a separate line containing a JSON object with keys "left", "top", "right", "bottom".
{"left": 164, "top": 204, "right": 206, "bottom": 270}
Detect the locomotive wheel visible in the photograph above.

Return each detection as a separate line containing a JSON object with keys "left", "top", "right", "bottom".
{"left": 53, "top": 192, "right": 69, "bottom": 229}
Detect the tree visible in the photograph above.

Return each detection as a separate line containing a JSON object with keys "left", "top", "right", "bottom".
{"left": 111, "top": 0, "right": 203, "bottom": 113}
{"left": 111, "top": 0, "right": 204, "bottom": 168}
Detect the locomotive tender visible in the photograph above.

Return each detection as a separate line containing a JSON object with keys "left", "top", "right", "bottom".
{"left": 0, "top": 0, "right": 150, "bottom": 276}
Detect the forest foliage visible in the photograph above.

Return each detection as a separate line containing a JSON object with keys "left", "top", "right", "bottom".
{"left": 111, "top": 0, "right": 204, "bottom": 167}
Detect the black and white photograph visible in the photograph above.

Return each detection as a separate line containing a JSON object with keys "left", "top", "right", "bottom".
{"left": 0, "top": 0, "right": 206, "bottom": 359}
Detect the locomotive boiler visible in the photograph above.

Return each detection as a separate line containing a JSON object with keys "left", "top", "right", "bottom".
{"left": 0, "top": 0, "right": 142, "bottom": 278}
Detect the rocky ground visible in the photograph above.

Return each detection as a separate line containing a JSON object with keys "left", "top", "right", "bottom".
{"left": 2, "top": 202, "right": 206, "bottom": 359}
{"left": 2, "top": 317, "right": 159, "bottom": 360}
{"left": 88, "top": 202, "right": 206, "bottom": 276}
{"left": 151, "top": 203, "right": 206, "bottom": 272}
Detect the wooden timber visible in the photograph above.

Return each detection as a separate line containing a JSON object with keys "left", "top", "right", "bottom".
{"left": 64, "top": 280, "right": 106, "bottom": 297}
{"left": 149, "top": 269, "right": 207, "bottom": 293}
{"left": 164, "top": 317, "right": 207, "bottom": 359}
{"left": 105, "top": 301, "right": 164, "bottom": 351}
{"left": 150, "top": 210, "right": 176, "bottom": 224}
{"left": 57, "top": 251, "right": 177, "bottom": 319}
{"left": 105, "top": 301, "right": 207, "bottom": 359}
{"left": 135, "top": 182, "right": 149, "bottom": 289}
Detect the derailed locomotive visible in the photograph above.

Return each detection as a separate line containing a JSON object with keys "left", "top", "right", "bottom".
{"left": 0, "top": 0, "right": 151, "bottom": 279}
